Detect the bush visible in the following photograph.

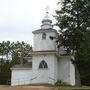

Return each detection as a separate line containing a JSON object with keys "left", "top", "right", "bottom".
{"left": 55, "top": 80, "right": 71, "bottom": 86}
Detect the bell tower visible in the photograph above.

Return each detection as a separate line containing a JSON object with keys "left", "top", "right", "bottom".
{"left": 32, "top": 7, "right": 57, "bottom": 51}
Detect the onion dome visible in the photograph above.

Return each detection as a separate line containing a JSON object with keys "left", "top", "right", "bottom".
{"left": 41, "top": 6, "right": 53, "bottom": 29}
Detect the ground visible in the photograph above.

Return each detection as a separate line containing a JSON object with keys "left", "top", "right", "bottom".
{"left": 0, "top": 85, "right": 90, "bottom": 90}
{"left": 0, "top": 85, "right": 55, "bottom": 90}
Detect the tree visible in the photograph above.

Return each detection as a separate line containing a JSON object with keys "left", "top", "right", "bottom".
{"left": 10, "top": 51, "right": 21, "bottom": 66}
{"left": 0, "top": 60, "right": 11, "bottom": 84}
{"left": 11, "top": 41, "right": 32, "bottom": 65}
{"left": 76, "top": 32, "right": 90, "bottom": 86}
{"left": 0, "top": 41, "right": 11, "bottom": 61}
{"left": 4, "top": 41, "right": 11, "bottom": 60}
{"left": 55, "top": 0, "right": 90, "bottom": 85}
{"left": 0, "top": 41, "right": 6, "bottom": 60}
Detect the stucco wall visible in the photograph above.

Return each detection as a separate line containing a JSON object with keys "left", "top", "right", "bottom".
{"left": 33, "top": 31, "right": 56, "bottom": 51}
{"left": 69, "top": 60, "right": 75, "bottom": 85}
{"left": 54, "top": 56, "right": 58, "bottom": 81}
{"left": 11, "top": 69, "right": 33, "bottom": 86}
{"left": 58, "top": 56, "right": 75, "bottom": 85}
{"left": 11, "top": 54, "right": 58, "bottom": 86}
{"left": 58, "top": 57, "right": 70, "bottom": 83}
{"left": 11, "top": 55, "right": 75, "bottom": 86}
{"left": 32, "top": 54, "right": 57, "bottom": 84}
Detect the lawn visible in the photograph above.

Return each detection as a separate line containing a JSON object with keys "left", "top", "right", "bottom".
{"left": 55, "top": 86, "right": 90, "bottom": 90}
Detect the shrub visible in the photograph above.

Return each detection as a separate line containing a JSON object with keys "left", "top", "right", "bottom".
{"left": 55, "top": 80, "right": 71, "bottom": 86}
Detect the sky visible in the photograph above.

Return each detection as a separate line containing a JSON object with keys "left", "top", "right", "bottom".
{"left": 0, "top": 0, "right": 58, "bottom": 45}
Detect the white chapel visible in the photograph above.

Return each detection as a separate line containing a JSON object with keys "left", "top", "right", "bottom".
{"left": 11, "top": 9, "right": 75, "bottom": 86}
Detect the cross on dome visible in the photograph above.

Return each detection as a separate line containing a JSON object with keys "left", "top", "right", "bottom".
{"left": 42, "top": 6, "right": 52, "bottom": 24}
{"left": 46, "top": 5, "right": 49, "bottom": 14}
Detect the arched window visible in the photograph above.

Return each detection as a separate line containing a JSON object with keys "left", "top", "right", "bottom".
{"left": 39, "top": 60, "right": 48, "bottom": 69}
{"left": 42, "top": 33, "right": 46, "bottom": 40}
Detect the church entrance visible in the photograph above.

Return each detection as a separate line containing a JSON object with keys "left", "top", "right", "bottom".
{"left": 39, "top": 70, "right": 49, "bottom": 84}
{"left": 38, "top": 60, "right": 49, "bottom": 84}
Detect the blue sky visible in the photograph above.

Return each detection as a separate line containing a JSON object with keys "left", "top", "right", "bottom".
{"left": 0, "top": 0, "right": 58, "bottom": 45}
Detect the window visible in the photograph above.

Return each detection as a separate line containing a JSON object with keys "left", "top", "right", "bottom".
{"left": 42, "top": 33, "right": 46, "bottom": 40}
{"left": 39, "top": 60, "right": 48, "bottom": 69}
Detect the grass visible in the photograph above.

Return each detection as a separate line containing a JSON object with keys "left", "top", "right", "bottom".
{"left": 55, "top": 86, "right": 90, "bottom": 90}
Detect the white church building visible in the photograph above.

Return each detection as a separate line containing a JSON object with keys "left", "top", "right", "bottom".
{"left": 11, "top": 10, "right": 75, "bottom": 86}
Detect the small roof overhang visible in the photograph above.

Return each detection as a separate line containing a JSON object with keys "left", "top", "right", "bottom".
{"left": 32, "top": 28, "right": 58, "bottom": 34}
{"left": 28, "top": 50, "right": 58, "bottom": 55}
{"left": 11, "top": 62, "right": 32, "bottom": 70}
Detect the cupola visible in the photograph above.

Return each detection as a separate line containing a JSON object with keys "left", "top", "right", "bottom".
{"left": 41, "top": 6, "right": 53, "bottom": 29}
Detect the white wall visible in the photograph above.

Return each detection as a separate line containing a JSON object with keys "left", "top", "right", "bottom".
{"left": 32, "top": 54, "right": 57, "bottom": 84}
{"left": 69, "top": 60, "right": 75, "bottom": 85}
{"left": 54, "top": 56, "right": 58, "bottom": 81}
{"left": 11, "top": 69, "right": 33, "bottom": 86}
{"left": 11, "top": 55, "right": 75, "bottom": 86}
{"left": 33, "top": 31, "right": 56, "bottom": 51}
{"left": 58, "top": 57, "right": 70, "bottom": 84}
{"left": 58, "top": 56, "right": 75, "bottom": 86}
{"left": 11, "top": 54, "right": 58, "bottom": 86}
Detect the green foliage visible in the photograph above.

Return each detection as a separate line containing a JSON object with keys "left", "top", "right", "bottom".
{"left": 56, "top": 0, "right": 90, "bottom": 86}
{"left": 76, "top": 32, "right": 90, "bottom": 86}
{"left": 11, "top": 41, "right": 32, "bottom": 64}
{"left": 11, "top": 51, "right": 21, "bottom": 66}
{"left": 0, "top": 60, "right": 11, "bottom": 84}
{"left": 56, "top": 0, "right": 90, "bottom": 50}
{"left": 55, "top": 80, "right": 71, "bottom": 86}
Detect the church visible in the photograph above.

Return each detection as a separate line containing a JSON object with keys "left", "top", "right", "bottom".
{"left": 11, "top": 9, "right": 75, "bottom": 86}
